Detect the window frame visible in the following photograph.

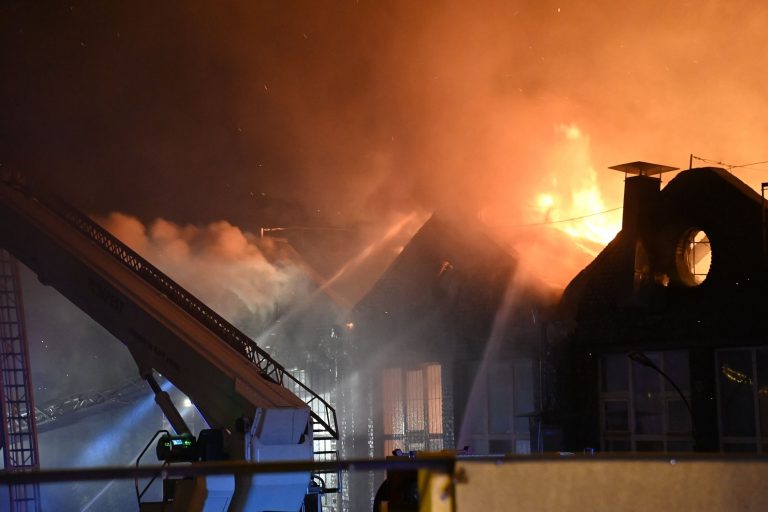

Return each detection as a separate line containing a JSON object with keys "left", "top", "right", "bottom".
{"left": 599, "top": 350, "right": 694, "bottom": 453}
{"left": 715, "top": 347, "right": 768, "bottom": 453}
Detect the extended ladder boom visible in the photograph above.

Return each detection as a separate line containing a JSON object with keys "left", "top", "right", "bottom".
{"left": 0, "top": 177, "right": 337, "bottom": 440}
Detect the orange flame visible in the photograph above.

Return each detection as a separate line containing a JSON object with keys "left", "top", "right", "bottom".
{"left": 480, "top": 122, "right": 623, "bottom": 288}
{"left": 533, "top": 172, "right": 621, "bottom": 256}
{"left": 532, "top": 123, "right": 622, "bottom": 257}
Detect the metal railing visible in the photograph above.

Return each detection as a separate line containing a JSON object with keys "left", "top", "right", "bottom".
{"left": 5, "top": 180, "right": 338, "bottom": 441}
{"left": 134, "top": 429, "right": 171, "bottom": 508}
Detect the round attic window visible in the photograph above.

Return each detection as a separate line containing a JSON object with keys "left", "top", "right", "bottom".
{"left": 676, "top": 229, "right": 712, "bottom": 286}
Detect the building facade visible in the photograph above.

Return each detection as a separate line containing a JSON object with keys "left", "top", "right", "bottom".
{"left": 350, "top": 211, "right": 555, "bottom": 507}
{"left": 556, "top": 166, "right": 768, "bottom": 454}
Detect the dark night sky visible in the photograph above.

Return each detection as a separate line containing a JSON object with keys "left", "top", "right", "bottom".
{"left": 1, "top": 2, "right": 427, "bottom": 227}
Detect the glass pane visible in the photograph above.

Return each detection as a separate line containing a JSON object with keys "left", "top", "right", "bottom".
{"left": 604, "top": 401, "right": 629, "bottom": 431}
{"left": 542, "top": 427, "right": 563, "bottom": 452}
{"left": 515, "top": 440, "right": 531, "bottom": 455}
{"left": 756, "top": 349, "right": 768, "bottom": 437}
{"left": 718, "top": 350, "right": 756, "bottom": 437}
{"left": 406, "top": 369, "right": 424, "bottom": 432}
{"left": 602, "top": 354, "right": 628, "bottom": 392}
{"left": 687, "top": 230, "right": 712, "bottom": 284}
{"left": 633, "top": 352, "right": 663, "bottom": 393}
{"left": 723, "top": 443, "right": 757, "bottom": 453}
{"left": 636, "top": 440, "right": 664, "bottom": 452}
{"left": 633, "top": 352, "right": 663, "bottom": 435}
{"left": 666, "top": 441, "right": 694, "bottom": 452}
{"left": 470, "top": 438, "right": 489, "bottom": 454}
{"left": 667, "top": 399, "right": 692, "bottom": 434}
{"left": 461, "top": 362, "right": 486, "bottom": 436}
{"left": 382, "top": 368, "right": 404, "bottom": 436}
{"left": 424, "top": 364, "right": 443, "bottom": 435}
{"left": 408, "top": 441, "right": 425, "bottom": 452}
{"left": 663, "top": 350, "right": 690, "bottom": 394}
{"left": 384, "top": 438, "right": 404, "bottom": 457}
{"left": 513, "top": 360, "right": 535, "bottom": 435}
{"left": 605, "top": 439, "right": 631, "bottom": 452}
{"left": 488, "top": 363, "right": 513, "bottom": 435}
{"left": 469, "top": 400, "right": 485, "bottom": 435}
{"left": 488, "top": 439, "right": 512, "bottom": 454}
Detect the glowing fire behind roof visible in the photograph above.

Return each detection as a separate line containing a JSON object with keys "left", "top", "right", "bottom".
{"left": 479, "top": 123, "right": 623, "bottom": 288}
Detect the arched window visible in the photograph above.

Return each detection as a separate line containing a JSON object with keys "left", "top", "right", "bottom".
{"left": 676, "top": 229, "right": 712, "bottom": 286}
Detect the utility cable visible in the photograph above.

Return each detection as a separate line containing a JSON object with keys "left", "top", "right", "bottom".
{"left": 692, "top": 155, "right": 768, "bottom": 170}
{"left": 509, "top": 206, "right": 623, "bottom": 228}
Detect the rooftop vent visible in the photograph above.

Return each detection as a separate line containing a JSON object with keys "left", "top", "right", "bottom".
{"left": 609, "top": 161, "right": 679, "bottom": 177}
{"left": 610, "top": 161, "right": 677, "bottom": 237}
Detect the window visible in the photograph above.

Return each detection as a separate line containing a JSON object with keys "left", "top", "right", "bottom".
{"left": 676, "top": 229, "right": 712, "bottom": 286}
{"left": 382, "top": 364, "right": 443, "bottom": 455}
{"left": 458, "top": 359, "right": 535, "bottom": 455}
{"left": 716, "top": 348, "right": 768, "bottom": 453}
{"left": 600, "top": 350, "right": 693, "bottom": 452}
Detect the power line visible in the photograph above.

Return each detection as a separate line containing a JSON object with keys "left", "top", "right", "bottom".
{"left": 509, "top": 206, "right": 623, "bottom": 228}
{"left": 731, "top": 160, "right": 768, "bottom": 169}
{"left": 692, "top": 155, "right": 729, "bottom": 167}
{"left": 691, "top": 155, "right": 768, "bottom": 171}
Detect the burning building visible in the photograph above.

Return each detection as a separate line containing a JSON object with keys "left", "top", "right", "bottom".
{"left": 349, "top": 210, "right": 558, "bottom": 507}
{"left": 556, "top": 163, "right": 768, "bottom": 454}
{"left": 8, "top": 161, "right": 768, "bottom": 511}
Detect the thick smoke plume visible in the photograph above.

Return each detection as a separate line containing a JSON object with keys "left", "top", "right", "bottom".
{"left": 25, "top": 213, "right": 323, "bottom": 406}
{"left": 100, "top": 213, "right": 315, "bottom": 335}
{"left": 3, "top": 1, "right": 768, "bottom": 287}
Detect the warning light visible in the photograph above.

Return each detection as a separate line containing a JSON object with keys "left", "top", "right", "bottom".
{"left": 156, "top": 433, "right": 197, "bottom": 462}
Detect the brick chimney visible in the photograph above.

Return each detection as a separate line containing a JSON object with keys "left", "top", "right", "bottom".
{"left": 609, "top": 161, "right": 678, "bottom": 294}
{"left": 609, "top": 161, "right": 677, "bottom": 238}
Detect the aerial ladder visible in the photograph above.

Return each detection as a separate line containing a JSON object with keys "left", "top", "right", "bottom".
{"left": 0, "top": 249, "right": 41, "bottom": 512}
{"left": 0, "top": 174, "right": 338, "bottom": 511}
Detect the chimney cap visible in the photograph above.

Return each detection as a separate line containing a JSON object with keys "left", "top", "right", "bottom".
{"left": 609, "top": 161, "right": 678, "bottom": 176}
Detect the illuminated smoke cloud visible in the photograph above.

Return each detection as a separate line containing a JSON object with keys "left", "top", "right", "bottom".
{"left": 5, "top": 2, "right": 768, "bottom": 290}
{"left": 100, "top": 213, "right": 313, "bottom": 335}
